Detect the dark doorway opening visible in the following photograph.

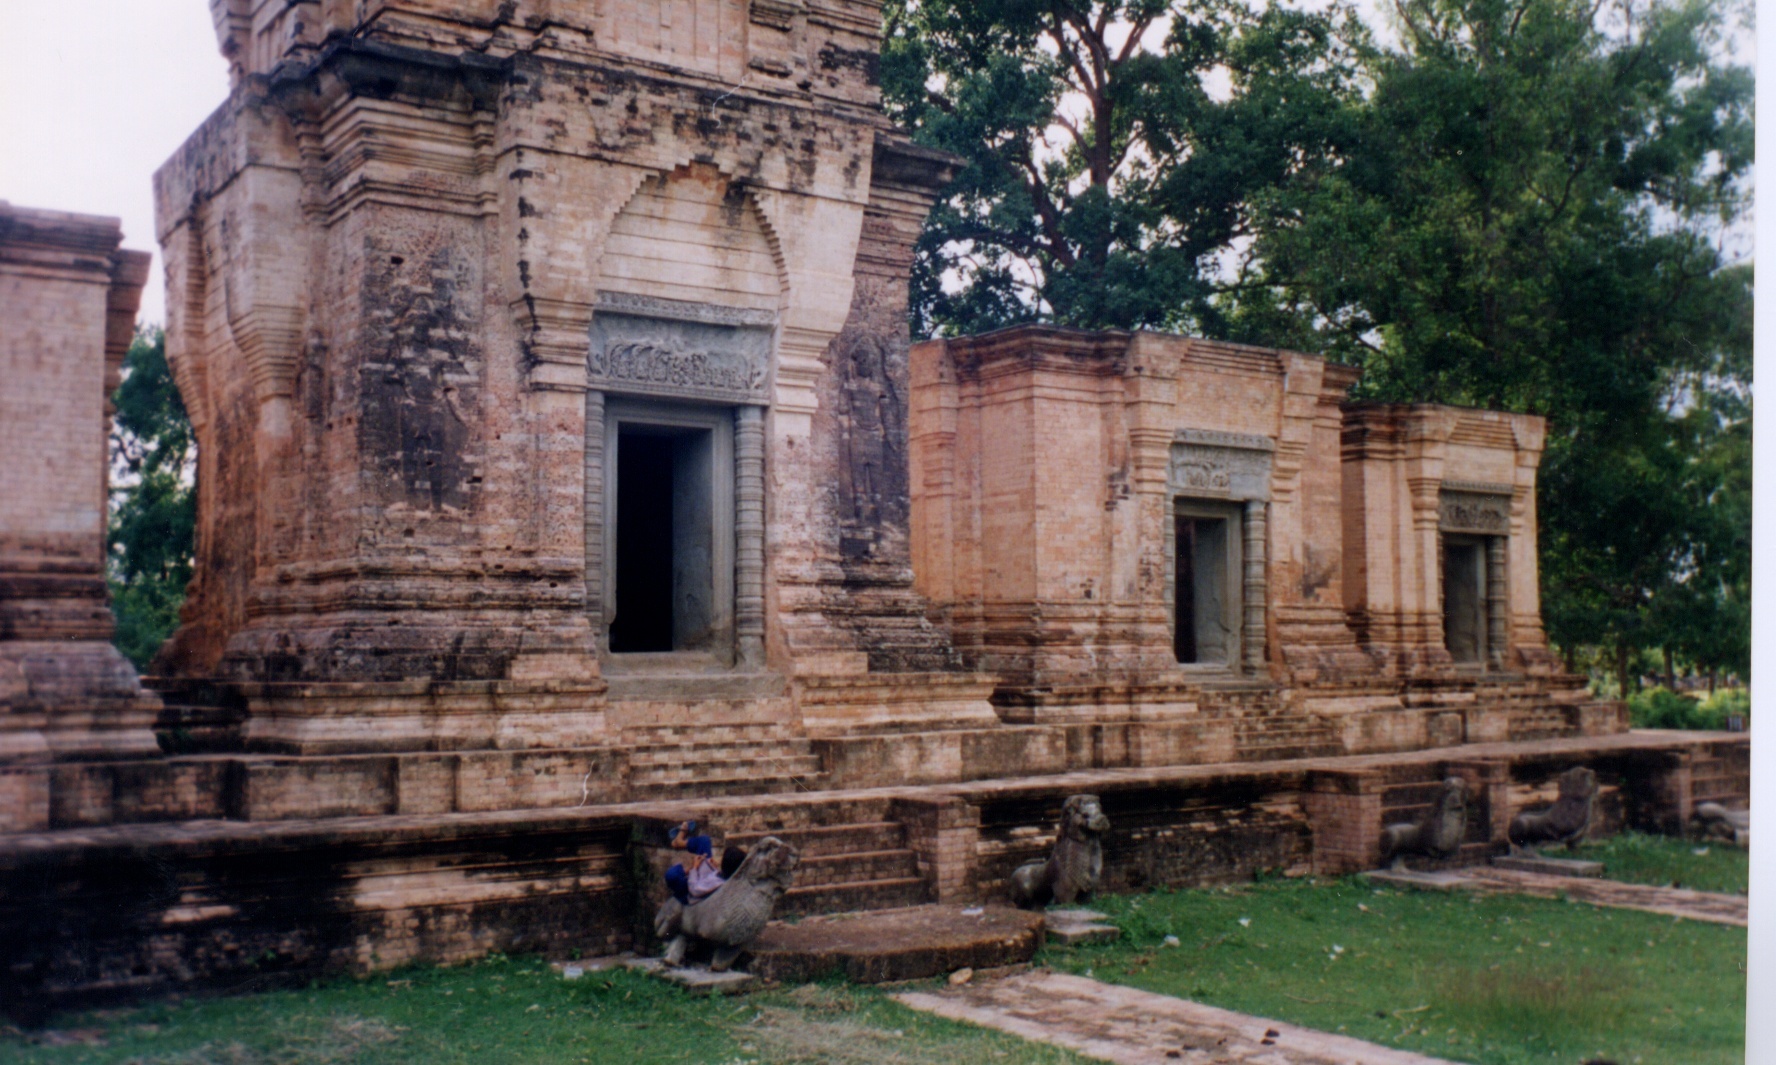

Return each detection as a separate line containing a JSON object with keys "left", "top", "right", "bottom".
{"left": 1175, "top": 515, "right": 1198, "bottom": 663}
{"left": 1443, "top": 537, "right": 1486, "bottom": 662}
{"left": 1174, "top": 513, "right": 1233, "bottom": 665}
{"left": 612, "top": 432, "right": 676, "bottom": 652}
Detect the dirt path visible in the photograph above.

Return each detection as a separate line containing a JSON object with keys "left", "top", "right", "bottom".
{"left": 895, "top": 969, "right": 1462, "bottom": 1065}
{"left": 1461, "top": 866, "right": 1747, "bottom": 926}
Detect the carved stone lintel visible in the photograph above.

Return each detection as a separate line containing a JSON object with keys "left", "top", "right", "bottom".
{"left": 1168, "top": 434, "right": 1274, "bottom": 502}
{"left": 1440, "top": 479, "right": 1514, "bottom": 496}
{"left": 589, "top": 308, "right": 773, "bottom": 405}
{"left": 596, "top": 291, "right": 777, "bottom": 329}
{"left": 1173, "top": 428, "right": 1276, "bottom": 453}
{"left": 1439, "top": 490, "right": 1511, "bottom": 535}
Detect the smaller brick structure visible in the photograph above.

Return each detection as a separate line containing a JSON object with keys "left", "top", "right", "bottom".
{"left": 909, "top": 327, "right": 1611, "bottom": 756}
{"left": 0, "top": 203, "right": 160, "bottom": 832}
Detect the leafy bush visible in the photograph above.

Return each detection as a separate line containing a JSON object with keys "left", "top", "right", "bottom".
{"left": 1699, "top": 687, "right": 1750, "bottom": 723}
{"left": 1626, "top": 687, "right": 1735, "bottom": 731}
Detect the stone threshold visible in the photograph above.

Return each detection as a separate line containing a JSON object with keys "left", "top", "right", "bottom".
{"left": 1, "top": 729, "right": 1740, "bottom": 856}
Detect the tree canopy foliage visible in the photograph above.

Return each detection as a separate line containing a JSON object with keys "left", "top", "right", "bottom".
{"left": 109, "top": 327, "right": 196, "bottom": 670}
{"left": 881, "top": 0, "right": 1367, "bottom": 334}
{"left": 887, "top": 0, "right": 1752, "bottom": 685}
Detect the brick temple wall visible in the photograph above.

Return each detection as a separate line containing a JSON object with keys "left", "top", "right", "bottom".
{"left": 0, "top": 203, "right": 160, "bottom": 829}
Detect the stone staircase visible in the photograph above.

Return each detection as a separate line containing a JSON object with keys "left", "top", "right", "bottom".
{"left": 726, "top": 818, "right": 928, "bottom": 917}
{"left": 624, "top": 723, "right": 825, "bottom": 800}
{"left": 1506, "top": 704, "right": 1576, "bottom": 741}
{"left": 144, "top": 677, "right": 246, "bottom": 753}
{"left": 1231, "top": 710, "right": 1342, "bottom": 761}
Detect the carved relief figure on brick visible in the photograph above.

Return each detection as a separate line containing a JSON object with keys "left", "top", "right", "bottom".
{"left": 1009, "top": 795, "right": 1110, "bottom": 910}
{"left": 1379, "top": 777, "right": 1469, "bottom": 870}
{"left": 1508, "top": 766, "right": 1598, "bottom": 854}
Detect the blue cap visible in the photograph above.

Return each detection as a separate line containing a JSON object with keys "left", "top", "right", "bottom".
{"left": 687, "top": 835, "right": 714, "bottom": 857}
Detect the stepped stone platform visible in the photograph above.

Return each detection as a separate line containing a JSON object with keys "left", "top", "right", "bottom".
{"left": 0, "top": 729, "right": 1746, "bottom": 1018}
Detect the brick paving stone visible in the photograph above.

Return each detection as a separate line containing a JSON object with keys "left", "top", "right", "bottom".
{"left": 895, "top": 969, "right": 1461, "bottom": 1064}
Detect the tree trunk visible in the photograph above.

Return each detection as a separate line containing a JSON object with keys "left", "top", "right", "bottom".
{"left": 1662, "top": 646, "right": 1675, "bottom": 691}
{"left": 1615, "top": 642, "right": 1631, "bottom": 699}
{"left": 1709, "top": 668, "right": 1718, "bottom": 695}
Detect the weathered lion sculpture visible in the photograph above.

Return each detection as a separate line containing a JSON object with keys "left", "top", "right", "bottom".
{"left": 1378, "top": 776, "right": 1468, "bottom": 870}
{"left": 1693, "top": 802, "right": 1749, "bottom": 847}
{"left": 1009, "top": 794, "right": 1110, "bottom": 910}
{"left": 1508, "top": 766, "right": 1597, "bottom": 853}
{"left": 653, "top": 835, "right": 799, "bottom": 972}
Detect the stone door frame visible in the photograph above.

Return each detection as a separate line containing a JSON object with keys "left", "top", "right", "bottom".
{"left": 1165, "top": 429, "right": 1274, "bottom": 677}
{"left": 1437, "top": 481, "right": 1512, "bottom": 670}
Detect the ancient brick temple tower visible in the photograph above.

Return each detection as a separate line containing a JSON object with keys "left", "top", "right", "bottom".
{"left": 4, "top": 3, "right": 1749, "bottom": 1014}
{"left": 154, "top": 0, "right": 994, "bottom": 764}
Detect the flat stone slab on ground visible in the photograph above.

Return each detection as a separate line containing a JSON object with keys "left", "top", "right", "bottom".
{"left": 746, "top": 904, "right": 1045, "bottom": 984}
{"left": 1046, "top": 908, "right": 1121, "bottom": 945}
{"left": 1359, "top": 869, "right": 1476, "bottom": 892}
{"left": 1048, "top": 908, "right": 1110, "bottom": 922}
{"left": 1464, "top": 866, "right": 1747, "bottom": 926}
{"left": 1490, "top": 854, "right": 1604, "bottom": 878}
{"left": 896, "top": 969, "right": 1462, "bottom": 1064}
{"left": 621, "top": 956, "right": 758, "bottom": 994}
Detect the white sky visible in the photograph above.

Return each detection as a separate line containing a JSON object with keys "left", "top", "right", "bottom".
{"left": 0, "top": 2, "right": 230, "bottom": 326}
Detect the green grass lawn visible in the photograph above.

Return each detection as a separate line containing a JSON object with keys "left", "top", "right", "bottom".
{"left": 4, "top": 876, "right": 1746, "bottom": 1065}
{"left": 1556, "top": 831, "right": 1750, "bottom": 894}
{"left": 1042, "top": 877, "right": 1747, "bottom": 1065}
{"left": 0, "top": 959, "right": 1088, "bottom": 1065}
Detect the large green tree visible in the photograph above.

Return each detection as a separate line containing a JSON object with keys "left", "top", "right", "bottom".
{"left": 882, "top": 0, "right": 1367, "bottom": 335}
{"left": 108, "top": 327, "right": 196, "bottom": 670}
{"left": 1234, "top": 0, "right": 1752, "bottom": 685}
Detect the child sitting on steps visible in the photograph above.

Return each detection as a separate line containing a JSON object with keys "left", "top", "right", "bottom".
{"left": 663, "top": 821, "right": 727, "bottom": 905}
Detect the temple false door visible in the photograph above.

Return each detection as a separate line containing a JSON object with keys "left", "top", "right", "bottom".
{"left": 1437, "top": 484, "right": 1512, "bottom": 669}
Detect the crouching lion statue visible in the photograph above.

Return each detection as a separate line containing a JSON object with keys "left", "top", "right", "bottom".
{"left": 1009, "top": 794, "right": 1110, "bottom": 910}
{"left": 1378, "top": 776, "right": 1468, "bottom": 870}
{"left": 1693, "top": 802, "right": 1749, "bottom": 847}
{"left": 1508, "top": 766, "right": 1597, "bottom": 854}
{"left": 653, "top": 835, "right": 799, "bottom": 972}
